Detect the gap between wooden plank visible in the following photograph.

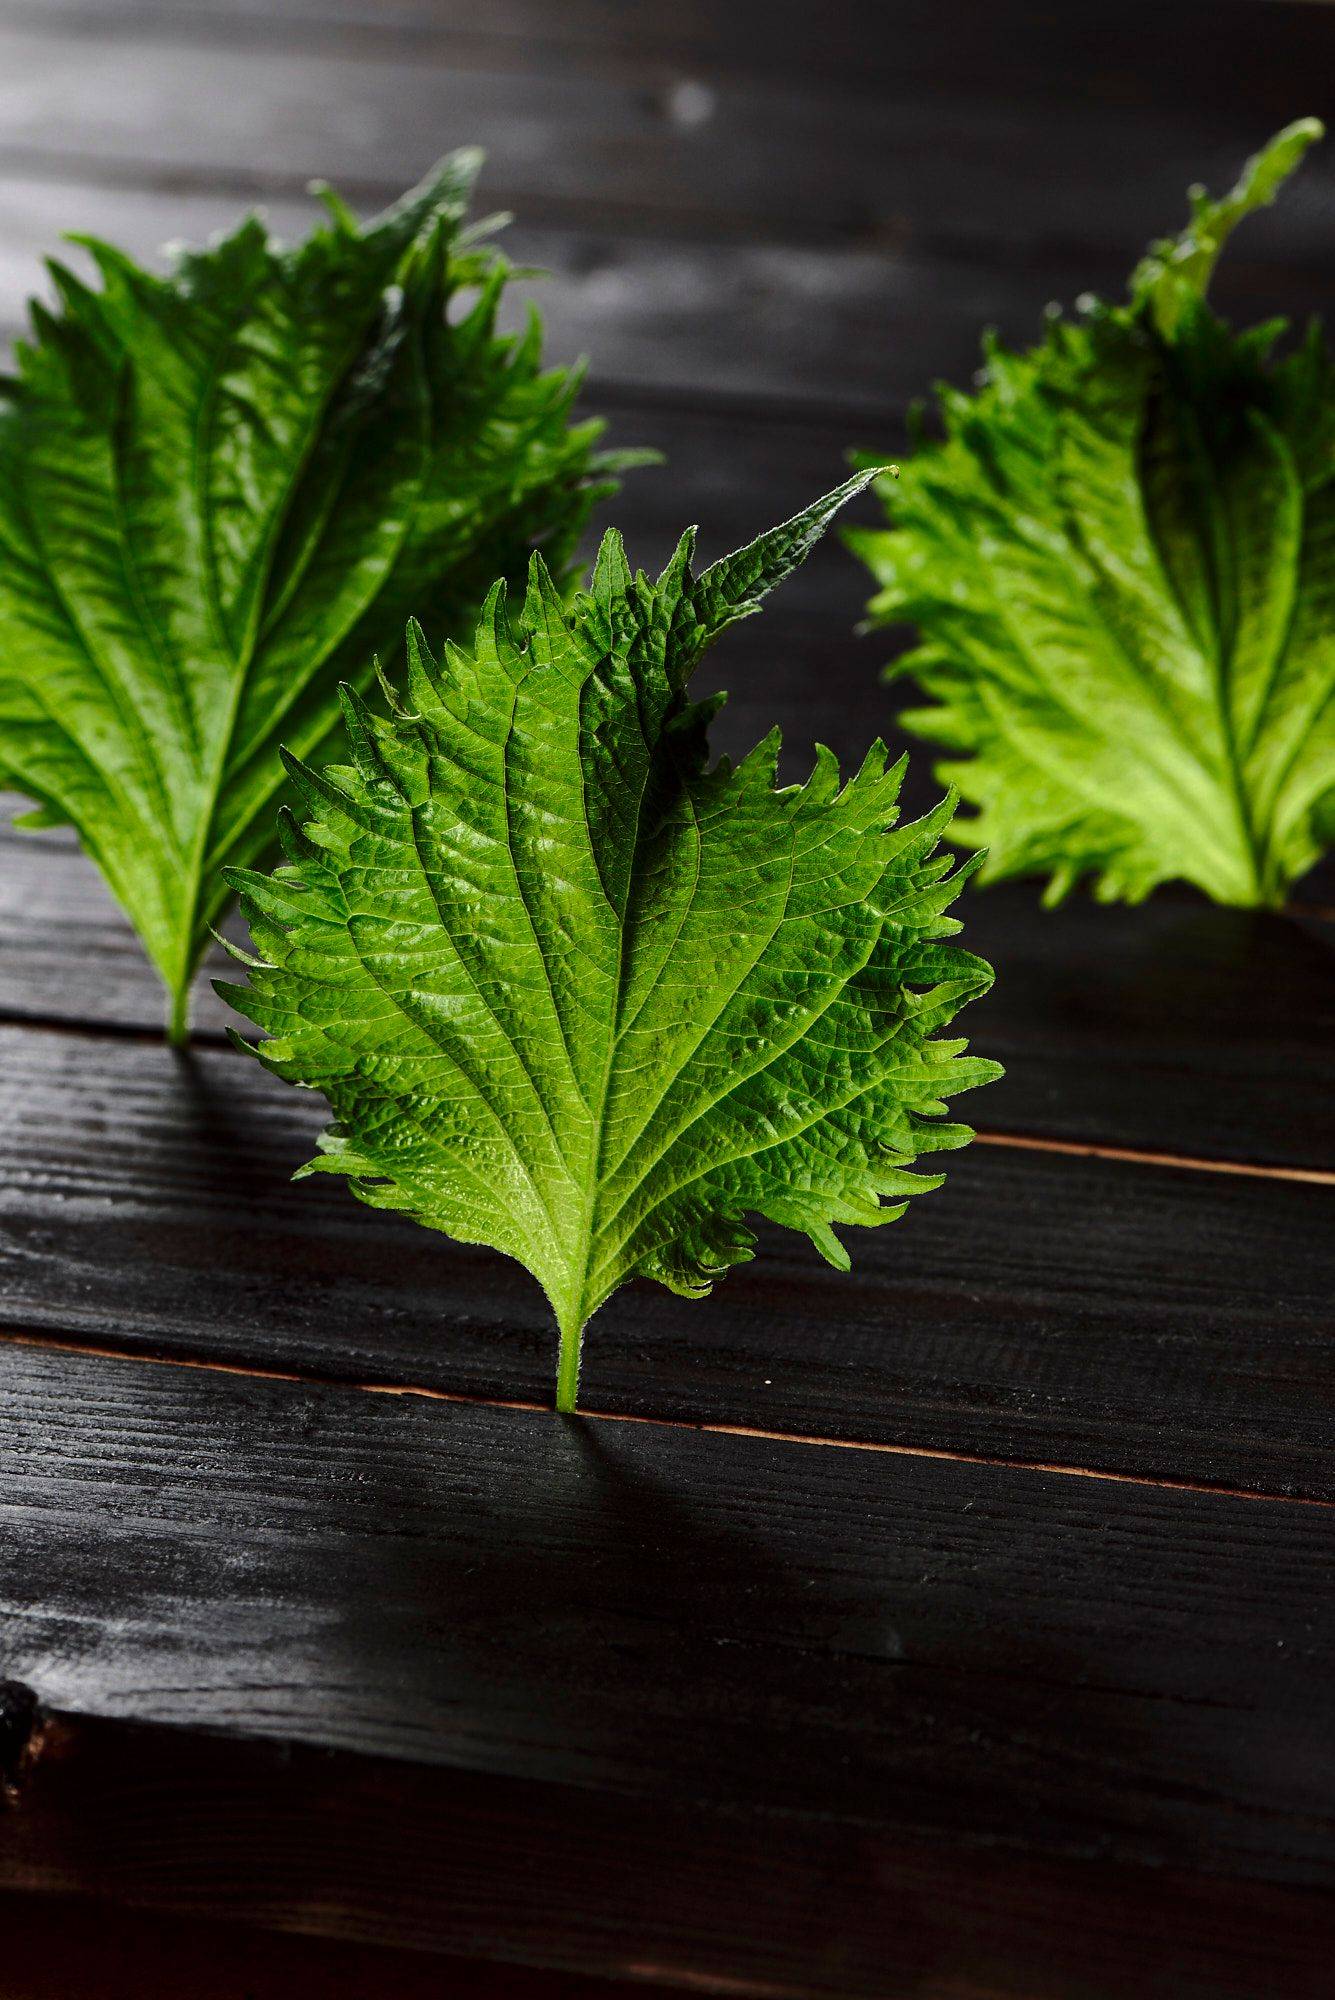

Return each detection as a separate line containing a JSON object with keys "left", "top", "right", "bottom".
{"left": 974, "top": 1131, "right": 1335, "bottom": 1189}
{"left": 3, "top": 1325, "right": 1331, "bottom": 1512}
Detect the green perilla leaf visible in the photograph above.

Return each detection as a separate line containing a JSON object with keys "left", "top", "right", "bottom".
{"left": 851, "top": 120, "right": 1335, "bottom": 909}
{"left": 220, "top": 479, "right": 1000, "bottom": 1410}
{"left": 0, "top": 151, "right": 620, "bottom": 1039}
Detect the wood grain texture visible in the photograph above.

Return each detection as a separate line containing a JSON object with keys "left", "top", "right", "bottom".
{"left": 1, "top": 1022, "right": 1332, "bottom": 1493}
{"left": 2, "top": 1342, "right": 1335, "bottom": 1994}
{"left": 29, "top": 1339, "right": 1334, "bottom": 1844}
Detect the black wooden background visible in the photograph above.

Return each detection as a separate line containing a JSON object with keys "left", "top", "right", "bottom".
{"left": 1, "top": 4, "right": 1334, "bottom": 1996}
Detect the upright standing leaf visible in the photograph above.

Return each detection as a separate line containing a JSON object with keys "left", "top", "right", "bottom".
{"left": 221, "top": 479, "right": 1000, "bottom": 1410}
{"left": 850, "top": 119, "right": 1335, "bottom": 908}
{"left": 0, "top": 152, "right": 621, "bottom": 1037}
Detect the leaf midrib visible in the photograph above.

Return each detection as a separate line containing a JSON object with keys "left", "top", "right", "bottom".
{"left": 938, "top": 398, "right": 1262, "bottom": 897}
{"left": 171, "top": 270, "right": 410, "bottom": 998}
{"left": 1160, "top": 387, "right": 1267, "bottom": 901}
{"left": 200, "top": 329, "right": 431, "bottom": 890}
{"left": 560, "top": 661, "right": 662, "bottom": 1334}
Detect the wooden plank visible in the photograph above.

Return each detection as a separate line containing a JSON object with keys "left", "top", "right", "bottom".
{"left": 0, "top": 173, "right": 1154, "bottom": 425}
{"left": 5, "top": 0, "right": 1295, "bottom": 94}
{"left": 972, "top": 890, "right": 1335, "bottom": 1167}
{"left": 6, "top": 175, "right": 1330, "bottom": 429}
{"left": 0, "top": 1889, "right": 662, "bottom": 2000}
{"left": 2, "top": 1341, "right": 1334, "bottom": 1997}
{"left": 7, "top": 790, "right": 1334, "bottom": 1171}
{"left": 9, "top": 1708, "right": 1335, "bottom": 2000}
{"left": 0, "top": 15, "right": 1328, "bottom": 1996}
{"left": 0, "top": 10, "right": 1331, "bottom": 272}
{"left": 2, "top": 1022, "right": 1332, "bottom": 1494}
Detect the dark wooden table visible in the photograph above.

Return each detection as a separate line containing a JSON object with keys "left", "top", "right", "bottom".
{"left": 2, "top": 4, "right": 1334, "bottom": 1994}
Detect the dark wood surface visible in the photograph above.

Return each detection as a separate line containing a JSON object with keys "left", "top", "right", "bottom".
{"left": 2, "top": 1020, "right": 1333, "bottom": 1497}
{"left": 6, "top": 807, "right": 1335, "bottom": 1170}
{"left": 12, "top": 1709, "right": 1335, "bottom": 2000}
{"left": 0, "top": 1890, "right": 667, "bottom": 2000}
{"left": 2, "top": 3, "right": 1334, "bottom": 1995}
{"left": 3, "top": 1343, "right": 1335, "bottom": 1999}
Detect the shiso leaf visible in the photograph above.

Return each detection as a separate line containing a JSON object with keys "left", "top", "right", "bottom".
{"left": 0, "top": 152, "right": 623, "bottom": 1037}
{"left": 221, "top": 480, "right": 1000, "bottom": 1408}
{"left": 852, "top": 120, "right": 1335, "bottom": 908}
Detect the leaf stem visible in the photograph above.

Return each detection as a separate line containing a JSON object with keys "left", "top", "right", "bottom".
{"left": 555, "top": 1307, "right": 585, "bottom": 1414}
{"left": 166, "top": 981, "right": 190, "bottom": 1048}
